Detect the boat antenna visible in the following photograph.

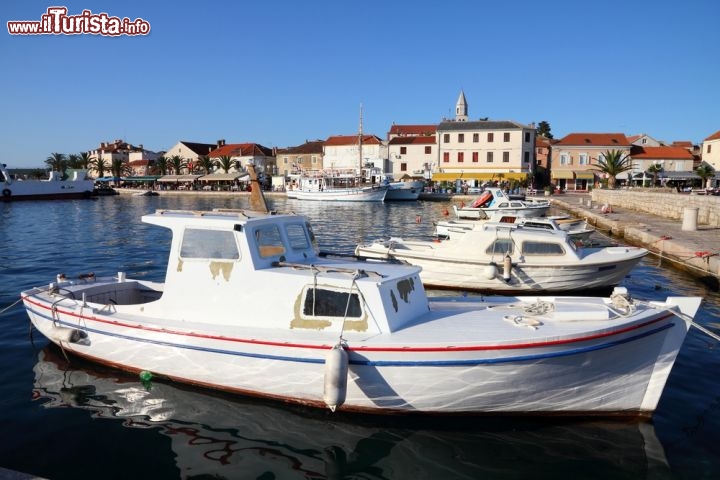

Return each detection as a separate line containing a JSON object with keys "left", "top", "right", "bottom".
{"left": 247, "top": 163, "right": 269, "bottom": 214}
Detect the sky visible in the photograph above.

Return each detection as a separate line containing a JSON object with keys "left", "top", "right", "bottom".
{"left": 2, "top": 0, "right": 719, "bottom": 168}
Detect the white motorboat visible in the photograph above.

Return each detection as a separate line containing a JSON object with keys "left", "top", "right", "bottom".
{"left": 356, "top": 221, "right": 647, "bottom": 294}
{"left": 435, "top": 213, "right": 595, "bottom": 241}
{"left": 384, "top": 179, "right": 424, "bottom": 201}
{"left": 454, "top": 187, "right": 550, "bottom": 219}
{"left": 1, "top": 163, "right": 94, "bottom": 201}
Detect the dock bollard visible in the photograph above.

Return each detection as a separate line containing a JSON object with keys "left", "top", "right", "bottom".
{"left": 681, "top": 207, "right": 699, "bottom": 231}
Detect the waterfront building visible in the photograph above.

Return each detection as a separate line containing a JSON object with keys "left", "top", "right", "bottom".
{"left": 551, "top": 133, "right": 632, "bottom": 191}
{"left": 207, "top": 140, "right": 276, "bottom": 176}
{"left": 88, "top": 139, "right": 141, "bottom": 177}
{"left": 163, "top": 141, "right": 217, "bottom": 173}
{"left": 628, "top": 145, "right": 696, "bottom": 186}
{"left": 274, "top": 140, "right": 325, "bottom": 176}
{"left": 702, "top": 130, "right": 720, "bottom": 171}
{"left": 431, "top": 91, "right": 535, "bottom": 187}
{"left": 322, "top": 134, "right": 386, "bottom": 171}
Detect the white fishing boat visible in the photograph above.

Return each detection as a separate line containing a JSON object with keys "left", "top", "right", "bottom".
{"left": 19, "top": 169, "right": 702, "bottom": 416}
{"left": 356, "top": 221, "right": 647, "bottom": 294}
{"left": 454, "top": 187, "right": 550, "bottom": 219}
{"left": 289, "top": 169, "right": 388, "bottom": 202}
{"left": 1, "top": 163, "right": 95, "bottom": 201}
{"left": 435, "top": 214, "right": 595, "bottom": 241}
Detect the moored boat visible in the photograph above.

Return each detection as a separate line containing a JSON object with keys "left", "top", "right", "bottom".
{"left": 289, "top": 169, "right": 388, "bottom": 202}
{"left": 454, "top": 187, "right": 550, "bottom": 218}
{"left": 19, "top": 172, "right": 702, "bottom": 416}
{"left": 356, "top": 221, "right": 646, "bottom": 294}
{"left": 435, "top": 213, "right": 595, "bottom": 241}
{"left": 384, "top": 179, "right": 425, "bottom": 201}
{"left": 1, "top": 163, "right": 94, "bottom": 201}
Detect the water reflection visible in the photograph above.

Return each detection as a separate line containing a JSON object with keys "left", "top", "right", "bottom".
{"left": 33, "top": 346, "right": 671, "bottom": 480}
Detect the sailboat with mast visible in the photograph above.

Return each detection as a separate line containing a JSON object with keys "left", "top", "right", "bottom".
{"left": 287, "top": 105, "right": 388, "bottom": 202}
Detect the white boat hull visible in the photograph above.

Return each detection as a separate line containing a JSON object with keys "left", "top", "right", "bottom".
{"left": 384, "top": 181, "right": 424, "bottom": 201}
{"left": 22, "top": 277, "right": 696, "bottom": 415}
{"left": 292, "top": 186, "right": 387, "bottom": 202}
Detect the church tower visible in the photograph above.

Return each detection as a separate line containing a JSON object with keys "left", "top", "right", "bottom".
{"left": 455, "top": 90, "right": 468, "bottom": 122}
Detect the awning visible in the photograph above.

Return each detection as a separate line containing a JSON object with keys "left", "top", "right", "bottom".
{"left": 552, "top": 170, "right": 574, "bottom": 179}
{"left": 157, "top": 174, "right": 202, "bottom": 183}
{"left": 659, "top": 171, "right": 700, "bottom": 180}
{"left": 124, "top": 176, "right": 161, "bottom": 182}
{"left": 200, "top": 173, "right": 250, "bottom": 182}
{"left": 432, "top": 172, "right": 529, "bottom": 181}
{"left": 574, "top": 171, "right": 595, "bottom": 180}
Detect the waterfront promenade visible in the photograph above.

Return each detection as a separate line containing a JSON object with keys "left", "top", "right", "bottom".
{"left": 548, "top": 192, "right": 720, "bottom": 289}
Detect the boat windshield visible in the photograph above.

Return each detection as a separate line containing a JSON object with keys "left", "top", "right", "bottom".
{"left": 521, "top": 241, "right": 565, "bottom": 256}
{"left": 255, "top": 225, "right": 287, "bottom": 258}
{"left": 180, "top": 229, "right": 240, "bottom": 260}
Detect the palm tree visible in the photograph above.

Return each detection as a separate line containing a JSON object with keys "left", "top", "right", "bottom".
{"left": 646, "top": 162, "right": 663, "bottom": 187}
{"left": 216, "top": 155, "right": 234, "bottom": 174}
{"left": 110, "top": 158, "right": 132, "bottom": 181}
{"left": 79, "top": 152, "right": 93, "bottom": 169}
{"left": 197, "top": 155, "right": 215, "bottom": 175}
{"left": 695, "top": 162, "right": 715, "bottom": 190}
{"left": 66, "top": 154, "right": 82, "bottom": 169}
{"left": 88, "top": 156, "right": 109, "bottom": 179}
{"left": 154, "top": 155, "right": 169, "bottom": 176}
{"left": 168, "top": 155, "right": 187, "bottom": 175}
{"left": 45, "top": 152, "right": 67, "bottom": 174}
{"left": 592, "top": 149, "right": 634, "bottom": 189}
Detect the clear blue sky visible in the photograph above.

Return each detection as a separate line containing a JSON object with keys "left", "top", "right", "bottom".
{"left": 2, "top": 0, "right": 719, "bottom": 167}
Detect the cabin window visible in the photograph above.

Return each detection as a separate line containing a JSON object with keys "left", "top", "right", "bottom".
{"left": 180, "top": 229, "right": 239, "bottom": 260}
{"left": 486, "top": 239, "right": 514, "bottom": 255}
{"left": 286, "top": 223, "right": 311, "bottom": 250}
{"left": 303, "top": 288, "right": 362, "bottom": 318}
{"left": 522, "top": 241, "right": 565, "bottom": 255}
{"left": 255, "top": 225, "right": 286, "bottom": 258}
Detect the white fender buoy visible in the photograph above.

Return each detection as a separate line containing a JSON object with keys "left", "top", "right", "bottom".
{"left": 323, "top": 343, "right": 349, "bottom": 412}
{"left": 502, "top": 254, "right": 512, "bottom": 282}
{"left": 484, "top": 264, "right": 497, "bottom": 280}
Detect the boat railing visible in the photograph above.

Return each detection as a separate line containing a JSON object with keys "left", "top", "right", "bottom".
{"left": 271, "top": 260, "right": 386, "bottom": 279}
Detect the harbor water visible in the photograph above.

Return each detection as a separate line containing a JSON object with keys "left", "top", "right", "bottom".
{"left": 1, "top": 195, "right": 719, "bottom": 479}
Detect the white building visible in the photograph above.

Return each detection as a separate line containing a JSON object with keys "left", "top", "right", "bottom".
{"left": 431, "top": 91, "right": 535, "bottom": 186}
{"left": 322, "top": 135, "right": 387, "bottom": 171}
{"left": 702, "top": 130, "right": 720, "bottom": 171}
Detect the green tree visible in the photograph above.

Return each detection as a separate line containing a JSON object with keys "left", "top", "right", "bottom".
{"left": 66, "top": 154, "right": 82, "bottom": 169}
{"left": 216, "top": 155, "right": 234, "bottom": 173}
{"left": 695, "top": 162, "right": 715, "bottom": 189}
{"left": 79, "top": 152, "right": 93, "bottom": 169}
{"left": 110, "top": 158, "right": 132, "bottom": 180}
{"left": 646, "top": 162, "right": 663, "bottom": 187}
{"left": 592, "top": 149, "right": 633, "bottom": 189}
{"left": 154, "top": 155, "right": 169, "bottom": 176}
{"left": 197, "top": 155, "right": 215, "bottom": 174}
{"left": 536, "top": 121, "right": 553, "bottom": 139}
{"left": 89, "top": 156, "right": 109, "bottom": 178}
{"left": 169, "top": 155, "right": 187, "bottom": 174}
{"left": 45, "top": 152, "right": 67, "bottom": 173}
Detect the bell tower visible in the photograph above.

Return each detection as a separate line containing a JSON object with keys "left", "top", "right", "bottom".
{"left": 455, "top": 90, "right": 468, "bottom": 122}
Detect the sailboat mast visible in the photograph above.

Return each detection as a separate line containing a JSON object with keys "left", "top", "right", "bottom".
{"left": 358, "top": 103, "right": 363, "bottom": 172}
